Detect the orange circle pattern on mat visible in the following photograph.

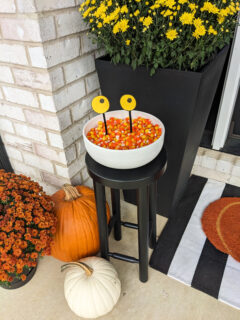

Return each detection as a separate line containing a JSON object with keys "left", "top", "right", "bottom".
{"left": 201, "top": 197, "right": 240, "bottom": 262}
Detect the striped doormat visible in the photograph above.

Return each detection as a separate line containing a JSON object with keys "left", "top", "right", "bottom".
{"left": 150, "top": 175, "right": 240, "bottom": 310}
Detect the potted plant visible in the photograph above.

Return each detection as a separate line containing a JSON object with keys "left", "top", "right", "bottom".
{"left": 79, "top": 0, "right": 239, "bottom": 216}
{"left": 0, "top": 170, "right": 57, "bottom": 289}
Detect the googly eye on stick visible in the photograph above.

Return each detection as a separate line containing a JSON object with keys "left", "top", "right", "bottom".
{"left": 120, "top": 95, "right": 136, "bottom": 133}
{"left": 92, "top": 96, "right": 110, "bottom": 135}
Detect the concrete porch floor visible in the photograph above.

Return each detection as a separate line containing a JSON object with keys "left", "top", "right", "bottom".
{"left": 1, "top": 175, "right": 240, "bottom": 320}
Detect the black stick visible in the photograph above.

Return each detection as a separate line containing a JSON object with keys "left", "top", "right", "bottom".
{"left": 129, "top": 111, "right": 132, "bottom": 133}
{"left": 103, "top": 113, "right": 108, "bottom": 135}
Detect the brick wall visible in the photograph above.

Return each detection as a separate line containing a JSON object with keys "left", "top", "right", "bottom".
{"left": 0, "top": 0, "right": 102, "bottom": 194}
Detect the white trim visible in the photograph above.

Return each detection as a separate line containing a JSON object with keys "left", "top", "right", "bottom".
{"left": 212, "top": 20, "right": 240, "bottom": 150}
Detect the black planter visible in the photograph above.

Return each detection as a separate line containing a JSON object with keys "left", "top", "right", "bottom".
{"left": 0, "top": 265, "right": 37, "bottom": 290}
{"left": 95, "top": 46, "right": 229, "bottom": 217}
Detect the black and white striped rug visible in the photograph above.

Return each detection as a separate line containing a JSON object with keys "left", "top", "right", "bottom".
{"left": 150, "top": 175, "right": 240, "bottom": 310}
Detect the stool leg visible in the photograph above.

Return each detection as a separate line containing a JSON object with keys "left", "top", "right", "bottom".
{"left": 94, "top": 181, "right": 109, "bottom": 260}
{"left": 149, "top": 182, "right": 157, "bottom": 249}
{"left": 111, "top": 188, "right": 122, "bottom": 241}
{"left": 137, "top": 186, "right": 149, "bottom": 282}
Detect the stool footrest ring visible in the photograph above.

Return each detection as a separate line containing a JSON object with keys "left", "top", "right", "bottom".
{"left": 108, "top": 252, "right": 139, "bottom": 263}
{"left": 121, "top": 221, "right": 138, "bottom": 229}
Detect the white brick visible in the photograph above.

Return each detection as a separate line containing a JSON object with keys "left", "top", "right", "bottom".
{"left": 84, "top": 177, "right": 93, "bottom": 188}
{"left": 0, "top": 66, "right": 14, "bottom": 84}
{"left": 56, "top": 10, "right": 87, "bottom": 37}
{"left": 68, "top": 157, "right": 85, "bottom": 178}
{"left": 62, "top": 117, "right": 88, "bottom": 147}
{"left": 3, "top": 87, "right": 38, "bottom": 108}
{"left": 0, "top": 90, "right": 3, "bottom": 100}
{"left": 81, "top": 166, "right": 89, "bottom": 181}
{"left": 95, "top": 48, "right": 106, "bottom": 59}
{"left": 34, "top": 144, "right": 66, "bottom": 163}
{"left": 39, "top": 94, "right": 56, "bottom": 112}
{"left": 16, "top": 0, "right": 36, "bottom": 13}
{"left": 39, "top": 16, "right": 56, "bottom": 41}
{"left": 81, "top": 33, "right": 98, "bottom": 54}
{"left": 72, "top": 92, "right": 97, "bottom": 122}
{"left": 0, "top": 118, "right": 14, "bottom": 133}
{"left": 48, "top": 132, "right": 64, "bottom": 149}
{"left": 24, "top": 109, "right": 60, "bottom": 131}
{"left": 3, "top": 133, "right": 33, "bottom": 152}
{"left": 71, "top": 172, "right": 82, "bottom": 185}
{"left": 64, "top": 55, "right": 95, "bottom": 84}
{"left": 0, "top": 18, "right": 41, "bottom": 42}
{"left": 38, "top": 181, "right": 59, "bottom": 195}
{"left": 14, "top": 123, "right": 47, "bottom": 144}
{"left": 23, "top": 152, "right": 54, "bottom": 173}
{"left": 11, "top": 159, "right": 41, "bottom": 180}
{"left": 44, "top": 37, "right": 80, "bottom": 68}
{"left": 28, "top": 46, "right": 47, "bottom": 68}
{"left": 65, "top": 144, "right": 76, "bottom": 164}
{"left": 0, "top": 44, "right": 28, "bottom": 65}
{"left": 49, "top": 68, "right": 64, "bottom": 91}
{"left": 55, "top": 164, "right": 69, "bottom": 178}
{"left": 85, "top": 72, "right": 99, "bottom": 93}
{"left": 0, "top": 0, "right": 16, "bottom": 13}
{"left": 0, "top": 103, "right": 25, "bottom": 121}
{"left": 76, "top": 137, "right": 85, "bottom": 156}
{"left": 58, "top": 109, "right": 72, "bottom": 130}
{"left": 41, "top": 171, "right": 69, "bottom": 187}
{"left": 5, "top": 146, "right": 23, "bottom": 161}
{"left": 35, "top": 0, "right": 75, "bottom": 11}
{"left": 13, "top": 68, "right": 52, "bottom": 91}
{"left": 54, "top": 80, "right": 85, "bottom": 111}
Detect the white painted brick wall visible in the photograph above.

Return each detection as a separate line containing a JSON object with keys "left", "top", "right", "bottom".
{"left": 5, "top": 146, "right": 23, "bottom": 162}
{"left": 54, "top": 80, "right": 86, "bottom": 111}
{"left": 11, "top": 159, "right": 42, "bottom": 180}
{"left": 38, "top": 94, "right": 56, "bottom": 112}
{"left": 16, "top": 0, "right": 36, "bottom": 13}
{"left": 0, "top": 118, "right": 14, "bottom": 133}
{"left": 23, "top": 152, "right": 54, "bottom": 173}
{"left": 34, "top": 143, "right": 66, "bottom": 163}
{"left": 3, "top": 86, "right": 39, "bottom": 108}
{"left": 85, "top": 72, "right": 100, "bottom": 94}
{"left": 48, "top": 132, "right": 64, "bottom": 149}
{"left": 0, "top": 0, "right": 16, "bottom": 13}
{"left": 44, "top": 37, "right": 80, "bottom": 67}
{"left": 0, "top": 44, "right": 28, "bottom": 65}
{"left": 64, "top": 55, "right": 95, "bottom": 84}
{"left": 81, "top": 33, "right": 98, "bottom": 54}
{"left": 71, "top": 92, "right": 97, "bottom": 122}
{"left": 0, "top": 17, "right": 42, "bottom": 42}
{"left": 49, "top": 68, "right": 65, "bottom": 91}
{"left": 35, "top": 0, "right": 75, "bottom": 12}
{"left": 55, "top": 10, "right": 87, "bottom": 37}
{"left": 62, "top": 116, "right": 89, "bottom": 148}
{"left": 14, "top": 123, "right": 47, "bottom": 144}
{"left": 28, "top": 46, "right": 48, "bottom": 68}
{"left": 3, "top": 134, "right": 33, "bottom": 152}
{"left": 0, "top": 66, "right": 14, "bottom": 84}
{"left": 12, "top": 68, "right": 52, "bottom": 91}
{"left": 41, "top": 171, "right": 70, "bottom": 187}
{"left": 24, "top": 109, "right": 60, "bottom": 130}
{"left": 39, "top": 16, "right": 56, "bottom": 41}
{"left": 58, "top": 109, "right": 72, "bottom": 130}
{"left": 0, "top": 103, "right": 25, "bottom": 121}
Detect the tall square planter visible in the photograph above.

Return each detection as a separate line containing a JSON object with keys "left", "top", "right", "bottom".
{"left": 95, "top": 46, "right": 229, "bottom": 217}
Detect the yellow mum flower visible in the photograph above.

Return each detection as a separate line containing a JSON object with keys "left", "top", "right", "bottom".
{"left": 165, "top": 0, "right": 176, "bottom": 9}
{"left": 178, "top": 0, "right": 188, "bottom": 4}
{"left": 193, "top": 18, "right": 203, "bottom": 27}
{"left": 139, "top": 17, "right": 144, "bottom": 22}
{"left": 166, "top": 28, "right": 178, "bottom": 40}
{"left": 134, "top": 9, "right": 140, "bottom": 16}
{"left": 120, "top": 5, "right": 128, "bottom": 14}
{"left": 113, "top": 19, "right": 129, "bottom": 34}
{"left": 189, "top": 3, "right": 197, "bottom": 11}
{"left": 107, "top": 0, "right": 112, "bottom": 6}
{"left": 193, "top": 25, "right": 206, "bottom": 39}
{"left": 208, "top": 26, "right": 217, "bottom": 35}
{"left": 180, "top": 12, "right": 194, "bottom": 25}
{"left": 143, "top": 16, "right": 153, "bottom": 28}
{"left": 201, "top": 1, "right": 219, "bottom": 14}
{"left": 163, "top": 9, "right": 173, "bottom": 17}
{"left": 93, "top": 3, "right": 107, "bottom": 18}
{"left": 83, "top": 6, "right": 96, "bottom": 18}
{"left": 135, "top": 0, "right": 141, "bottom": 2}
{"left": 126, "top": 39, "right": 131, "bottom": 45}
{"left": 97, "top": 22, "right": 103, "bottom": 28}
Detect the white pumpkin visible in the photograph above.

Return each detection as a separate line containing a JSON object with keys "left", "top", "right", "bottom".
{"left": 61, "top": 256, "right": 121, "bottom": 319}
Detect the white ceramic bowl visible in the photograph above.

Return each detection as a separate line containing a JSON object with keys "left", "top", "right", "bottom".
{"left": 83, "top": 110, "right": 165, "bottom": 169}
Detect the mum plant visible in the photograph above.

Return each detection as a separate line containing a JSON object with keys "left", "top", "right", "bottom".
{"left": 0, "top": 170, "right": 57, "bottom": 287}
{"left": 80, "top": 0, "right": 239, "bottom": 74}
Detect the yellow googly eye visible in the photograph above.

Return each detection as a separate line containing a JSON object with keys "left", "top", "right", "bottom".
{"left": 92, "top": 96, "right": 110, "bottom": 114}
{"left": 120, "top": 95, "right": 136, "bottom": 111}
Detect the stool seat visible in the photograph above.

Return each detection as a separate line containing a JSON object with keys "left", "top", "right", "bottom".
{"left": 85, "top": 148, "right": 167, "bottom": 283}
{"left": 85, "top": 148, "right": 167, "bottom": 189}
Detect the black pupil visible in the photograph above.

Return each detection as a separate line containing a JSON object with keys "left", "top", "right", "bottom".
{"left": 127, "top": 98, "right": 132, "bottom": 103}
{"left": 100, "top": 99, "right": 104, "bottom": 103}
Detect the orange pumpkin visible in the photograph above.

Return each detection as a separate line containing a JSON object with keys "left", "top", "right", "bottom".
{"left": 51, "top": 184, "right": 110, "bottom": 262}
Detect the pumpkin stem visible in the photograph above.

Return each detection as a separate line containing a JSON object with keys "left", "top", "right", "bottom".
{"left": 61, "top": 262, "right": 93, "bottom": 276}
{"left": 63, "top": 184, "right": 82, "bottom": 201}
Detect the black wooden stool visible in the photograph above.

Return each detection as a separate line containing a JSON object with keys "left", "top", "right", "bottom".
{"left": 85, "top": 148, "right": 167, "bottom": 282}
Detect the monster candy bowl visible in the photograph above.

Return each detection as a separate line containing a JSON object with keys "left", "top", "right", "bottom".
{"left": 83, "top": 110, "right": 165, "bottom": 169}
